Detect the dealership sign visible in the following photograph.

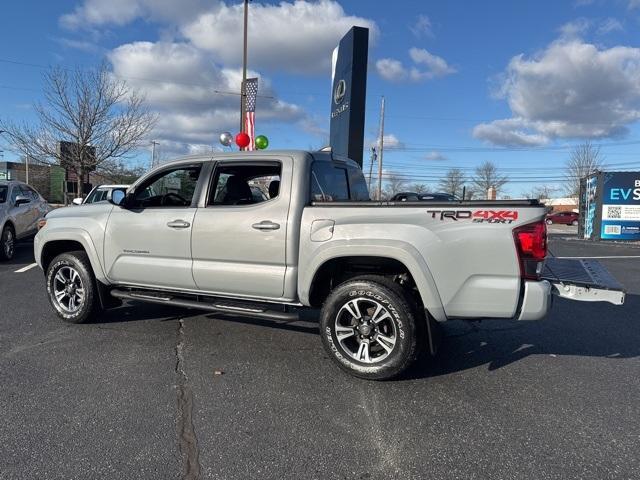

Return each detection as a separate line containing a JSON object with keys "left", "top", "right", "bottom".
{"left": 600, "top": 172, "right": 640, "bottom": 240}
{"left": 329, "top": 26, "right": 369, "bottom": 167}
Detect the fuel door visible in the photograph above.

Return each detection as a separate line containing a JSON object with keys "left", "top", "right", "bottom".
{"left": 310, "top": 219, "right": 335, "bottom": 242}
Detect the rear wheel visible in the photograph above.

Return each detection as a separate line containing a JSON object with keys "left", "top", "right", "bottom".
{"left": 46, "top": 251, "right": 100, "bottom": 323}
{"left": 0, "top": 225, "right": 15, "bottom": 261}
{"left": 319, "top": 275, "right": 422, "bottom": 380}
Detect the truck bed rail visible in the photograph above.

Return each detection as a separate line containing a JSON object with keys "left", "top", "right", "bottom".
{"left": 310, "top": 199, "right": 543, "bottom": 207}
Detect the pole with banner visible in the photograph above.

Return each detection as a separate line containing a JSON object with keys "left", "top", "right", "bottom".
{"left": 240, "top": 0, "right": 249, "bottom": 135}
{"left": 244, "top": 77, "right": 258, "bottom": 151}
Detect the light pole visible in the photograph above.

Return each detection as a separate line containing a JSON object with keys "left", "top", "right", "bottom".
{"left": 150, "top": 140, "right": 159, "bottom": 169}
{"left": 240, "top": 0, "right": 249, "bottom": 134}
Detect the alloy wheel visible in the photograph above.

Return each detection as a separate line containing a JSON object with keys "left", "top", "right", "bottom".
{"left": 52, "top": 266, "right": 85, "bottom": 313}
{"left": 334, "top": 297, "right": 397, "bottom": 364}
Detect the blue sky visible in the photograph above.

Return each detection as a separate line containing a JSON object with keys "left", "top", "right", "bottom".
{"left": 1, "top": 0, "right": 640, "bottom": 197}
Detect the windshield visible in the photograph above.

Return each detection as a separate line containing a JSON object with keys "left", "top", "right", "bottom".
{"left": 0, "top": 186, "right": 7, "bottom": 204}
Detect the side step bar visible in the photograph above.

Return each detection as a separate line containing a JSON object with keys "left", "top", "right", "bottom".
{"left": 110, "top": 289, "right": 300, "bottom": 322}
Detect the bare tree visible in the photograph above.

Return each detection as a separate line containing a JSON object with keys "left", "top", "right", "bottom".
{"left": 381, "top": 174, "right": 407, "bottom": 200}
{"left": 565, "top": 141, "right": 603, "bottom": 197}
{"left": 521, "top": 185, "right": 558, "bottom": 200}
{"left": 411, "top": 183, "right": 430, "bottom": 194}
{"left": 438, "top": 168, "right": 466, "bottom": 198}
{"left": 0, "top": 63, "right": 156, "bottom": 197}
{"left": 471, "top": 160, "right": 509, "bottom": 198}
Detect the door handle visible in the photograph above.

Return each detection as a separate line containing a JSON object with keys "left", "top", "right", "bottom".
{"left": 252, "top": 220, "right": 280, "bottom": 231}
{"left": 167, "top": 219, "right": 191, "bottom": 229}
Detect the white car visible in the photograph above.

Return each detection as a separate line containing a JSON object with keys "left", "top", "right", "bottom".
{"left": 73, "top": 184, "right": 130, "bottom": 205}
{"left": 0, "top": 180, "right": 51, "bottom": 260}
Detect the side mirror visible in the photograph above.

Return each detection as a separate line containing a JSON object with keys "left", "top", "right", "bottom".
{"left": 109, "top": 188, "right": 127, "bottom": 206}
{"left": 15, "top": 195, "right": 31, "bottom": 206}
{"left": 72, "top": 198, "right": 83, "bottom": 205}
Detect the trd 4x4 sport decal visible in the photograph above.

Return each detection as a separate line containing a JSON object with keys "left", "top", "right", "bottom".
{"left": 426, "top": 210, "right": 519, "bottom": 224}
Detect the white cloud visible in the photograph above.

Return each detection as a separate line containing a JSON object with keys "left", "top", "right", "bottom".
{"left": 473, "top": 119, "right": 550, "bottom": 147}
{"left": 370, "top": 133, "right": 403, "bottom": 149}
{"left": 375, "top": 58, "right": 407, "bottom": 82}
{"left": 424, "top": 151, "right": 448, "bottom": 161}
{"left": 61, "top": 0, "right": 377, "bottom": 75}
{"left": 596, "top": 18, "right": 623, "bottom": 35}
{"left": 55, "top": 37, "right": 104, "bottom": 53}
{"left": 409, "top": 47, "right": 457, "bottom": 79}
{"left": 108, "top": 41, "right": 305, "bottom": 150}
{"left": 60, "top": 0, "right": 209, "bottom": 29}
{"left": 382, "top": 134, "right": 402, "bottom": 148}
{"left": 629, "top": 0, "right": 640, "bottom": 9}
{"left": 559, "top": 18, "right": 591, "bottom": 38}
{"left": 181, "top": 0, "right": 377, "bottom": 74}
{"left": 376, "top": 48, "right": 455, "bottom": 83}
{"left": 474, "top": 39, "right": 640, "bottom": 146}
{"left": 410, "top": 15, "right": 433, "bottom": 38}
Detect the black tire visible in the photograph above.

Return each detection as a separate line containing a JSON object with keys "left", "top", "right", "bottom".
{"left": 572, "top": 220, "right": 578, "bottom": 226}
{"left": 46, "top": 251, "right": 100, "bottom": 323}
{"left": 0, "top": 224, "right": 15, "bottom": 261}
{"left": 319, "top": 275, "right": 422, "bottom": 380}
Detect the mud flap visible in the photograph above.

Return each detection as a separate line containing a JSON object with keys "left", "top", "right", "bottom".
{"left": 541, "top": 258, "right": 625, "bottom": 306}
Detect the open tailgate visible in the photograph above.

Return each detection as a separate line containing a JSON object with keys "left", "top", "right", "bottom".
{"left": 541, "top": 257, "right": 625, "bottom": 305}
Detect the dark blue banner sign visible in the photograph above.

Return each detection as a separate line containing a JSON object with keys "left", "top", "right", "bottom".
{"left": 329, "top": 26, "right": 368, "bottom": 167}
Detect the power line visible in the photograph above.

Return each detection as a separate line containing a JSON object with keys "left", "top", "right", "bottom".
{"left": 0, "top": 57, "right": 278, "bottom": 100}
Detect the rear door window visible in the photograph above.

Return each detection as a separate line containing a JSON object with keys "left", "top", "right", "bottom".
{"left": 311, "top": 163, "right": 350, "bottom": 201}
{"left": 208, "top": 163, "right": 281, "bottom": 206}
{"left": 347, "top": 166, "right": 370, "bottom": 201}
{"left": 311, "top": 162, "right": 371, "bottom": 201}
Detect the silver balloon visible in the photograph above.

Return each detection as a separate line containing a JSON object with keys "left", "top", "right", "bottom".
{"left": 219, "top": 131, "right": 233, "bottom": 147}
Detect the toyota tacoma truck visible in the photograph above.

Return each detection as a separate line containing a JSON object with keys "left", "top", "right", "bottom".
{"left": 34, "top": 151, "right": 625, "bottom": 380}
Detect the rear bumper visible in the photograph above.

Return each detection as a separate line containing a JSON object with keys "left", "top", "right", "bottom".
{"left": 518, "top": 280, "right": 552, "bottom": 321}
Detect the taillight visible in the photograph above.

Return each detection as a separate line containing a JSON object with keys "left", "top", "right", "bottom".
{"left": 513, "top": 221, "right": 547, "bottom": 279}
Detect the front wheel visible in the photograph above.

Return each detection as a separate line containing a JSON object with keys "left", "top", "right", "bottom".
{"left": 319, "top": 275, "right": 422, "bottom": 380}
{"left": 572, "top": 220, "right": 578, "bottom": 226}
{"left": 545, "top": 219, "right": 553, "bottom": 225}
{"left": 0, "top": 225, "right": 15, "bottom": 261}
{"left": 46, "top": 251, "right": 100, "bottom": 323}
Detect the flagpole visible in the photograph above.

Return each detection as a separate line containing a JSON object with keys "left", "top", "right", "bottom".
{"left": 240, "top": 0, "right": 249, "bottom": 135}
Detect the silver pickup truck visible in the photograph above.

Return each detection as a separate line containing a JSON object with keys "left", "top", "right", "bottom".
{"left": 34, "top": 150, "right": 625, "bottom": 379}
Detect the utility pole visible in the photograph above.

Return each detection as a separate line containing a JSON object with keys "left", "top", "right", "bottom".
{"left": 367, "top": 146, "right": 377, "bottom": 192}
{"left": 151, "top": 141, "right": 159, "bottom": 168}
{"left": 376, "top": 96, "right": 385, "bottom": 201}
{"left": 240, "top": 0, "right": 249, "bottom": 134}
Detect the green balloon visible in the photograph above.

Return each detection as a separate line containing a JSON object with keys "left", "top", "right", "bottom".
{"left": 255, "top": 135, "right": 269, "bottom": 150}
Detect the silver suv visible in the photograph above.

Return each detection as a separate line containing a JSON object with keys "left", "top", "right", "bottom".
{"left": 0, "top": 180, "right": 50, "bottom": 260}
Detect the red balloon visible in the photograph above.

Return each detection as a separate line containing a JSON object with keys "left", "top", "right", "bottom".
{"left": 235, "top": 132, "right": 250, "bottom": 148}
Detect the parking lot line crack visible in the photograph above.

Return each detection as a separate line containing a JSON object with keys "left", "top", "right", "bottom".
{"left": 175, "top": 318, "right": 202, "bottom": 480}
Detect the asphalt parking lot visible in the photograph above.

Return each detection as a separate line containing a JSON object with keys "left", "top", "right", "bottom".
{"left": 1, "top": 234, "right": 639, "bottom": 480}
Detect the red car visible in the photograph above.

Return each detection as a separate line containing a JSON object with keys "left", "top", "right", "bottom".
{"left": 546, "top": 211, "right": 578, "bottom": 226}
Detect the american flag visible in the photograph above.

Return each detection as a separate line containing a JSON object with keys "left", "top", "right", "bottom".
{"left": 243, "top": 77, "right": 259, "bottom": 150}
